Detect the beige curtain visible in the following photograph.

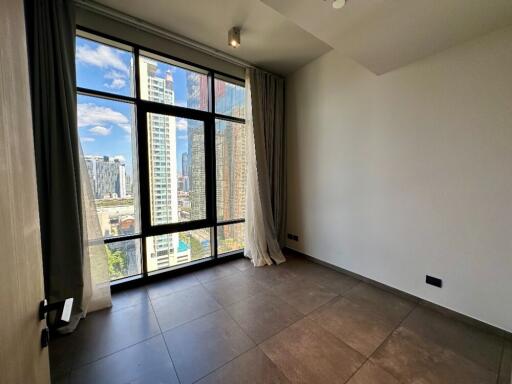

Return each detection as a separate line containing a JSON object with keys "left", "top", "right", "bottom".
{"left": 244, "top": 68, "right": 286, "bottom": 266}
{"left": 60, "top": 151, "right": 112, "bottom": 333}
{"left": 79, "top": 150, "right": 112, "bottom": 314}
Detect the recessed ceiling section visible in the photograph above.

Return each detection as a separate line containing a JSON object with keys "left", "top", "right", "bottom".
{"left": 91, "top": 0, "right": 332, "bottom": 75}
{"left": 262, "top": 0, "right": 512, "bottom": 74}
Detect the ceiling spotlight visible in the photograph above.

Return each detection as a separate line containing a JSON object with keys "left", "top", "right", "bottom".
{"left": 332, "top": 0, "right": 346, "bottom": 9}
{"left": 228, "top": 27, "right": 241, "bottom": 48}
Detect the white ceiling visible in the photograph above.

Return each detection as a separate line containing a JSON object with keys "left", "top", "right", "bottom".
{"left": 92, "top": 0, "right": 332, "bottom": 75}
{"left": 263, "top": 0, "right": 512, "bottom": 74}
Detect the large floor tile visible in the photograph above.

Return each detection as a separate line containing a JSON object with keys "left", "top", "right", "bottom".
{"left": 372, "top": 327, "right": 497, "bottom": 384}
{"left": 499, "top": 340, "right": 512, "bottom": 384}
{"left": 110, "top": 286, "right": 149, "bottom": 311}
{"left": 194, "top": 263, "right": 240, "bottom": 283}
{"left": 163, "top": 310, "right": 254, "bottom": 384}
{"left": 280, "top": 259, "right": 359, "bottom": 295}
{"left": 203, "top": 273, "right": 266, "bottom": 307}
{"left": 226, "top": 293, "right": 303, "bottom": 343}
{"left": 241, "top": 265, "right": 298, "bottom": 291}
{"left": 51, "top": 372, "right": 70, "bottom": 384}
{"left": 69, "top": 335, "right": 179, "bottom": 384}
{"left": 225, "top": 257, "right": 253, "bottom": 272}
{"left": 49, "top": 334, "right": 77, "bottom": 380}
{"left": 309, "top": 296, "right": 403, "bottom": 356}
{"left": 344, "top": 283, "right": 416, "bottom": 322}
{"left": 260, "top": 318, "right": 365, "bottom": 383}
{"left": 151, "top": 284, "right": 221, "bottom": 331}
{"left": 402, "top": 305, "right": 503, "bottom": 373}
{"left": 314, "top": 269, "right": 360, "bottom": 295}
{"left": 196, "top": 347, "right": 290, "bottom": 384}
{"left": 146, "top": 273, "right": 200, "bottom": 300}
{"left": 347, "top": 361, "right": 400, "bottom": 384}
{"left": 273, "top": 276, "right": 338, "bottom": 315}
{"left": 72, "top": 303, "right": 161, "bottom": 367}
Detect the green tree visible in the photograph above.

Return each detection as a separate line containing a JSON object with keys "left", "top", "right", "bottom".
{"left": 190, "top": 236, "right": 205, "bottom": 260}
{"left": 106, "top": 246, "right": 127, "bottom": 280}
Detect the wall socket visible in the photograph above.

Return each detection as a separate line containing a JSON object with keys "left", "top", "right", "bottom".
{"left": 426, "top": 275, "right": 442, "bottom": 288}
{"left": 287, "top": 233, "right": 299, "bottom": 241}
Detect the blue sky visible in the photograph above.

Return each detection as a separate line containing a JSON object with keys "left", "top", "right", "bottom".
{"left": 76, "top": 37, "right": 192, "bottom": 176}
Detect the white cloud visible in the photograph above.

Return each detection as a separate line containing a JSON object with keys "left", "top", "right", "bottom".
{"left": 104, "top": 70, "right": 127, "bottom": 89}
{"left": 113, "top": 155, "right": 126, "bottom": 163}
{"left": 177, "top": 134, "right": 188, "bottom": 140}
{"left": 118, "top": 123, "right": 132, "bottom": 133}
{"left": 76, "top": 44, "right": 130, "bottom": 75}
{"left": 78, "top": 103, "right": 129, "bottom": 128}
{"left": 105, "top": 78, "right": 126, "bottom": 89}
{"left": 176, "top": 118, "right": 188, "bottom": 131}
{"left": 89, "top": 125, "right": 111, "bottom": 136}
{"left": 80, "top": 137, "right": 95, "bottom": 142}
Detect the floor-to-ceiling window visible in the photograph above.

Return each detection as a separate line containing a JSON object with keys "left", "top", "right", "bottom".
{"left": 76, "top": 29, "right": 246, "bottom": 283}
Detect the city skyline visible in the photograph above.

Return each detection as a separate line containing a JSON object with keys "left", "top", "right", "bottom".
{"left": 76, "top": 33, "right": 246, "bottom": 279}
{"left": 77, "top": 36, "right": 192, "bottom": 178}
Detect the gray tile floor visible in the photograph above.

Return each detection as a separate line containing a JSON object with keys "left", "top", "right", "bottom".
{"left": 50, "top": 254, "right": 512, "bottom": 384}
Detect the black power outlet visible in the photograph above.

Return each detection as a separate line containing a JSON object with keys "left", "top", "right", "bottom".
{"left": 426, "top": 275, "right": 442, "bottom": 288}
{"left": 287, "top": 233, "right": 299, "bottom": 241}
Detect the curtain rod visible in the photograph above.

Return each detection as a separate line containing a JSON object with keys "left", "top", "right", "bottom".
{"left": 74, "top": 0, "right": 256, "bottom": 71}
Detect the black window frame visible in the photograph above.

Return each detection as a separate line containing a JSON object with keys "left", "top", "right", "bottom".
{"left": 76, "top": 26, "right": 246, "bottom": 288}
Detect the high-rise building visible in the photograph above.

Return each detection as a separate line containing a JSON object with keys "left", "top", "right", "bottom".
{"left": 182, "top": 152, "right": 189, "bottom": 177}
{"left": 187, "top": 72, "right": 208, "bottom": 221}
{"left": 181, "top": 152, "right": 189, "bottom": 193}
{"left": 214, "top": 80, "right": 247, "bottom": 246}
{"left": 85, "top": 155, "right": 127, "bottom": 199}
{"left": 139, "top": 57, "right": 181, "bottom": 270}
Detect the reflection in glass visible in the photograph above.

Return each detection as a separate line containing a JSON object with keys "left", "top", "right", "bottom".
{"left": 216, "top": 120, "right": 247, "bottom": 222}
{"left": 214, "top": 77, "right": 245, "bottom": 118}
{"left": 77, "top": 94, "right": 140, "bottom": 238}
{"left": 146, "top": 228, "right": 212, "bottom": 272}
{"left": 218, "top": 223, "right": 245, "bottom": 255}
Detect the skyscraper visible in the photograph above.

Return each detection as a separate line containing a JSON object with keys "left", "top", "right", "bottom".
{"left": 181, "top": 152, "right": 189, "bottom": 192}
{"left": 186, "top": 72, "right": 208, "bottom": 221}
{"left": 181, "top": 152, "right": 189, "bottom": 177}
{"left": 139, "top": 57, "right": 180, "bottom": 270}
{"left": 85, "top": 155, "right": 127, "bottom": 199}
{"left": 214, "top": 79, "right": 247, "bottom": 249}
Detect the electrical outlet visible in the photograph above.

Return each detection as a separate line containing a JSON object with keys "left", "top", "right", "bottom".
{"left": 287, "top": 233, "right": 299, "bottom": 241}
{"left": 426, "top": 275, "right": 442, "bottom": 288}
{"left": 292, "top": 235, "right": 299, "bottom": 241}
{"left": 287, "top": 233, "right": 294, "bottom": 240}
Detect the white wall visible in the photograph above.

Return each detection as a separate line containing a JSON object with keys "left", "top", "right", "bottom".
{"left": 286, "top": 26, "right": 512, "bottom": 332}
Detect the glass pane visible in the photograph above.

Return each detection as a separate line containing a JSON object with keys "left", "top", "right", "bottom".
{"left": 106, "top": 239, "right": 142, "bottom": 281}
{"left": 146, "top": 228, "right": 212, "bottom": 272}
{"left": 214, "top": 77, "right": 245, "bottom": 118}
{"left": 139, "top": 54, "right": 208, "bottom": 111}
{"left": 147, "top": 113, "right": 206, "bottom": 225}
{"left": 78, "top": 95, "right": 140, "bottom": 238}
{"left": 217, "top": 223, "right": 245, "bottom": 255}
{"left": 216, "top": 120, "right": 247, "bottom": 221}
{"left": 76, "top": 36, "right": 134, "bottom": 97}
